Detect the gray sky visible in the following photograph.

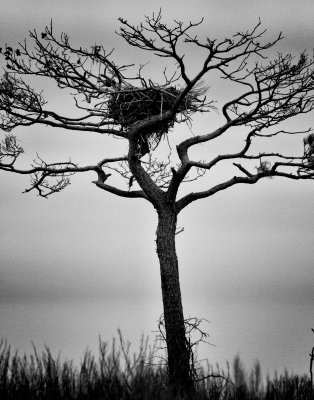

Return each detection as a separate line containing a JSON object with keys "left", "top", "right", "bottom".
{"left": 0, "top": 0, "right": 314, "bottom": 377}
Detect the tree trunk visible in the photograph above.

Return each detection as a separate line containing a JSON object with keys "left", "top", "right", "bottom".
{"left": 156, "top": 207, "right": 194, "bottom": 395}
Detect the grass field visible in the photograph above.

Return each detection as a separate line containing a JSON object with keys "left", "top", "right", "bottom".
{"left": 0, "top": 335, "right": 312, "bottom": 399}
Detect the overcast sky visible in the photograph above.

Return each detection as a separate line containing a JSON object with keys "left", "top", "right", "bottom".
{"left": 0, "top": 0, "right": 314, "bottom": 378}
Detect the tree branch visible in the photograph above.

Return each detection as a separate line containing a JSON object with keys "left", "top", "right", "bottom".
{"left": 176, "top": 162, "right": 314, "bottom": 212}
{"left": 92, "top": 180, "right": 147, "bottom": 199}
{"left": 176, "top": 174, "right": 261, "bottom": 212}
{"left": 1, "top": 13, "right": 314, "bottom": 210}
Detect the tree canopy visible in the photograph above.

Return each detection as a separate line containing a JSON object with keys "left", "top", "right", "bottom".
{"left": 0, "top": 12, "right": 313, "bottom": 205}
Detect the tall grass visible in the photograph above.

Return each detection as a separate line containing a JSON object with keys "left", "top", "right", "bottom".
{"left": 0, "top": 335, "right": 312, "bottom": 399}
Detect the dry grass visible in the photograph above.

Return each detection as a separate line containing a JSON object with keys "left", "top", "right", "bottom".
{"left": 0, "top": 336, "right": 312, "bottom": 399}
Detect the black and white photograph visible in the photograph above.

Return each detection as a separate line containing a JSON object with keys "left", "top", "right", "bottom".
{"left": 0, "top": 0, "right": 314, "bottom": 398}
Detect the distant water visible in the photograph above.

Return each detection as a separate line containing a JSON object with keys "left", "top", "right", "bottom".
{"left": 0, "top": 297, "right": 162, "bottom": 364}
{"left": 1, "top": 296, "right": 313, "bottom": 378}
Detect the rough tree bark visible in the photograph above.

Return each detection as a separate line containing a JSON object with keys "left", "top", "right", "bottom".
{"left": 127, "top": 127, "right": 194, "bottom": 393}
{"left": 156, "top": 206, "right": 194, "bottom": 393}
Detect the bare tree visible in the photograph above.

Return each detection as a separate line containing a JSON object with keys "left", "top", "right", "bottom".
{"left": 1, "top": 11, "right": 314, "bottom": 395}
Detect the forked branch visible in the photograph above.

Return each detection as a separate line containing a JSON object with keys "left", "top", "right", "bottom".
{"left": 1, "top": 12, "right": 314, "bottom": 209}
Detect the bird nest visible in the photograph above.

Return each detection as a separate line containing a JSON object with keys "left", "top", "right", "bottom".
{"left": 107, "top": 86, "right": 200, "bottom": 151}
